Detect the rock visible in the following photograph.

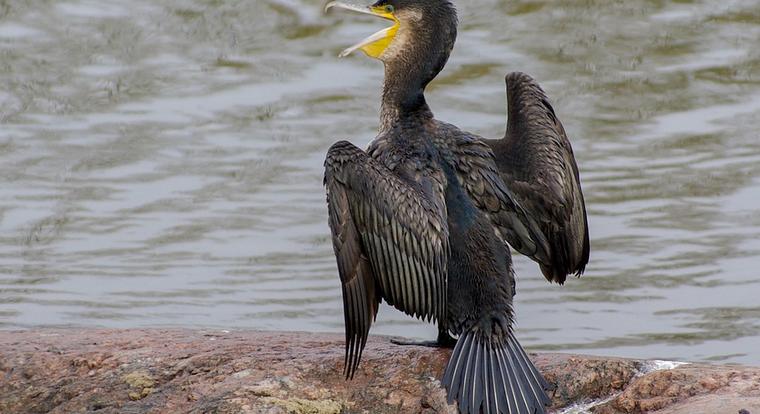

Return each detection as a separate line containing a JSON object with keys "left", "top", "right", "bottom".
{"left": 594, "top": 363, "right": 760, "bottom": 414}
{"left": 0, "top": 329, "right": 757, "bottom": 413}
{"left": 538, "top": 354, "right": 641, "bottom": 408}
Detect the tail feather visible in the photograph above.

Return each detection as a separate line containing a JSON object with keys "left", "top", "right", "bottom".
{"left": 442, "top": 330, "right": 551, "bottom": 414}
{"left": 510, "top": 331, "right": 553, "bottom": 394}
{"left": 504, "top": 337, "right": 542, "bottom": 412}
{"left": 499, "top": 344, "right": 524, "bottom": 414}
{"left": 461, "top": 337, "right": 477, "bottom": 412}
{"left": 491, "top": 342, "right": 510, "bottom": 413}
{"left": 470, "top": 344, "right": 482, "bottom": 413}
{"left": 446, "top": 331, "right": 472, "bottom": 403}
{"left": 495, "top": 343, "right": 518, "bottom": 413}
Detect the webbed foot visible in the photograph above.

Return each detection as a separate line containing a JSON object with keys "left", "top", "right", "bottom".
{"left": 390, "top": 331, "right": 456, "bottom": 348}
{"left": 390, "top": 338, "right": 442, "bottom": 347}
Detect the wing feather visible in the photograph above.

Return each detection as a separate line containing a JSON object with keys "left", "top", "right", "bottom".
{"left": 432, "top": 128, "right": 551, "bottom": 267}
{"left": 489, "top": 71, "right": 590, "bottom": 283}
{"left": 324, "top": 140, "right": 449, "bottom": 378}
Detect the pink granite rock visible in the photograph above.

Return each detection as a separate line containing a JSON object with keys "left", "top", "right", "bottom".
{"left": 0, "top": 329, "right": 757, "bottom": 413}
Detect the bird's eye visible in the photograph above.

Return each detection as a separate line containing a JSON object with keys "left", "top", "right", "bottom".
{"left": 384, "top": 5, "right": 394, "bottom": 13}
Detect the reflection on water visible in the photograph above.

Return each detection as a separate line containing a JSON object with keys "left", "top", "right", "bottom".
{"left": 1, "top": 0, "right": 759, "bottom": 364}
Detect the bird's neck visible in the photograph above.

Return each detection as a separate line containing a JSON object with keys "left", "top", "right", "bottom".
{"left": 376, "top": 5, "right": 458, "bottom": 133}
{"left": 379, "top": 61, "right": 433, "bottom": 132}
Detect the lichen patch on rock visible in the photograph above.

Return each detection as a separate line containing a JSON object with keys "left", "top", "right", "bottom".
{"left": 124, "top": 370, "right": 156, "bottom": 400}
{"left": 261, "top": 397, "right": 345, "bottom": 414}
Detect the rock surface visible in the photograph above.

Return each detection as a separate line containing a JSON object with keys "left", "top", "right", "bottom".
{"left": 0, "top": 329, "right": 757, "bottom": 413}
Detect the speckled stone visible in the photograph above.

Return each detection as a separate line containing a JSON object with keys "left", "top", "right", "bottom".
{"left": 0, "top": 329, "right": 758, "bottom": 413}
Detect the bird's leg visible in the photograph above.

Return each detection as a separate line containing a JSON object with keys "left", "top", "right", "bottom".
{"left": 390, "top": 327, "right": 456, "bottom": 348}
{"left": 436, "top": 329, "right": 457, "bottom": 347}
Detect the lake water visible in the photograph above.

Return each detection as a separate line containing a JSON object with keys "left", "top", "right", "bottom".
{"left": 1, "top": 0, "right": 759, "bottom": 365}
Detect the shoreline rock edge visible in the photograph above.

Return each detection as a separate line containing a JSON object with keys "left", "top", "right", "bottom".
{"left": 1, "top": 329, "right": 758, "bottom": 413}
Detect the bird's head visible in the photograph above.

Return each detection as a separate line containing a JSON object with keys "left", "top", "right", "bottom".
{"left": 325, "top": 0, "right": 458, "bottom": 120}
{"left": 325, "top": 0, "right": 457, "bottom": 68}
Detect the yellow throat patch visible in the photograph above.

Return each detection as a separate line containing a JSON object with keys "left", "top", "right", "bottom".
{"left": 325, "top": 2, "right": 400, "bottom": 60}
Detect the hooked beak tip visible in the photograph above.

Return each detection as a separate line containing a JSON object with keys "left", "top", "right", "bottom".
{"left": 325, "top": 1, "right": 375, "bottom": 16}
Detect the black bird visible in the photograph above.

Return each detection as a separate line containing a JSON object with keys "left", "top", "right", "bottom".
{"left": 323, "top": 1, "right": 589, "bottom": 413}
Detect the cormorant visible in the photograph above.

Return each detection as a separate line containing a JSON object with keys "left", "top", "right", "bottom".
{"left": 323, "top": 1, "right": 589, "bottom": 413}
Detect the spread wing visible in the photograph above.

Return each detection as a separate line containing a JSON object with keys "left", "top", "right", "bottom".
{"left": 324, "top": 140, "right": 449, "bottom": 379}
{"left": 432, "top": 125, "right": 551, "bottom": 267}
{"left": 487, "top": 71, "right": 590, "bottom": 284}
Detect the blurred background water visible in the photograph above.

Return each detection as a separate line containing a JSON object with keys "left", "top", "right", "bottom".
{"left": 1, "top": 0, "right": 759, "bottom": 365}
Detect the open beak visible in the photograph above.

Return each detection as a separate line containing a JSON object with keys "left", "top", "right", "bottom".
{"left": 324, "top": 1, "right": 399, "bottom": 59}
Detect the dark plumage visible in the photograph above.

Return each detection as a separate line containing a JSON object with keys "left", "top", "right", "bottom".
{"left": 323, "top": 1, "right": 589, "bottom": 412}
{"left": 487, "top": 72, "right": 590, "bottom": 284}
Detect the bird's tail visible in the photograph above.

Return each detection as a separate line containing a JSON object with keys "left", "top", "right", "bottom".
{"left": 441, "top": 329, "right": 552, "bottom": 414}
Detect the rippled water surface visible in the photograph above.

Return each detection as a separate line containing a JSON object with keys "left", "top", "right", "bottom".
{"left": 1, "top": 0, "right": 759, "bottom": 364}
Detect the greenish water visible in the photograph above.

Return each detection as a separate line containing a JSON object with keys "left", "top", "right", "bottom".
{"left": 1, "top": 0, "right": 759, "bottom": 365}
